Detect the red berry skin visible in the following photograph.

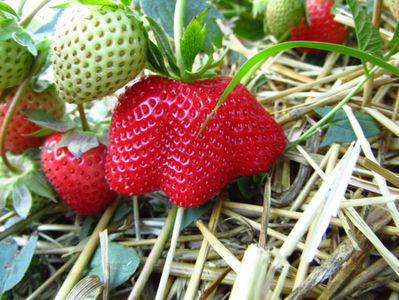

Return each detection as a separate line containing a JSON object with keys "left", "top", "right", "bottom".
{"left": 42, "top": 132, "right": 116, "bottom": 215}
{"left": 290, "top": 0, "right": 348, "bottom": 53}
{"left": 106, "top": 76, "right": 286, "bottom": 208}
{"left": 0, "top": 87, "right": 65, "bottom": 154}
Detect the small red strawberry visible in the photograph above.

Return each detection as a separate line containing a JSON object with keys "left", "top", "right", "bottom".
{"left": 106, "top": 76, "right": 285, "bottom": 208}
{"left": 290, "top": 0, "right": 348, "bottom": 52}
{"left": 41, "top": 132, "right": 116, "bottom": 215}
{"left": 0, "top": 87, "right": 65, "bottom": 154}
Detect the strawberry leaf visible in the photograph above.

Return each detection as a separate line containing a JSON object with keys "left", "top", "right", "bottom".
{"left": 314, "top": 106, "right": 380, "bottom": 146}
{"left": 24, "top": 109, "right": 76, "bottom": 132}
{"left": 12, "top": 182, "right": 33, "bottom": 218}
{"left": 0, "top": 236, "right": 38, "bottom": 293}
{"left": 86, "top": 242, "right": 139, "bottom": 289}
{"left": 78, "top": 0, "right": 120, "bottom": 7}
{"left": 23, "top": 171, "right": 56, "bottom": 202}
{"left": 181, "top": 13, "right": 207, "bottom": 71}
{"left": 0, "top": 2, "right": 18, "bottom": 18}
{"left": 388, "top": 22, "right": 399, "bottom": 54}
{"left": 141, "top": 0, "right": 222, "bottom": 55}
{"left": 146, "top": 40, "right": 170, "bottom": 76}
{"left": 12, "top": 31, "right": 37, "bottom": 56}
{"left": 57, "top": 130, "right": 99, "bottom": 158}
{"left": 146, "top": 16, "right": 180, "bottom": 76}
{"left": 346, "top": 0, "right": 383, "bottom": 58}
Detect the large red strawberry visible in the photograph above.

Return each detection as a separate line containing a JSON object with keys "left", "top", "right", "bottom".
{"left": 106, "top": 76, "right": 285, "bottom": 208}
{"left": 41, "top": 132, "right": 116, "bottom": 215}
{"left": 290, "top": 0, "right": 348, "bottom": 52}
{"left": 0, "top": 87, "right": 65, "bottom": 154}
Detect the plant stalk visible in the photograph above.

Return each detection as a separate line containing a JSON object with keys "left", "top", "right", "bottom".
{"left": 77, "top": 104, "right": 90, "bottom": 132}
{"left": 127, "top": 205, "right": 178, "bottom": 300}
{"left": 174, "top": 0, "right": 187, "bottom": 75}
{"left": 19, "top": 0, "right": 50, "bottom": 28}
{"left": 0, "top": 76, "right": 31, "bottom": 173}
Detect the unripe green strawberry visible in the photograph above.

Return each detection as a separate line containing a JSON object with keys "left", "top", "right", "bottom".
{"left": 266, "top": 0, "right": 304, "bottom": 36}
{"left": 51, "top": 3, "right": 147, "bottom": 104}
{"left": 0, "top": 39, "right": 33, "bottom": 89}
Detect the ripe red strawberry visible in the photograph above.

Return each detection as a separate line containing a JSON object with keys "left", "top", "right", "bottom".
{"left": 290, "top": 0, "right": 348, "bottom": 52}
{"left": 0, "top": 87, "right": 65, "bottom": 154}
{"left": 41, "top": 132, "right": 116, "bottom": 215}
{"left": 106, "top": 76, "right": 285, "bottom": 208}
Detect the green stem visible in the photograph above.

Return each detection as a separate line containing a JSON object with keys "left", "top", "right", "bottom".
{"left": 127, "top": 205, "right": 178, "bottom": 300}
{"left": 285, "top": 65, "right": 379, "bottom": 152}
{"left": 77, "top": 104, "right": 89, "bottom": 132}
{"left": 18, "top": 0, "right": 50, "bottom": 28}
{"left": 17, "top": 0, "right": 26, "bottom": 17}
{"left": 0, "top": 76, "right": 31, "bottom": 173}
{"left": 0, "top": 203, "right": 58, "bottom": 241}
{"left": 174, "top": 0, "right": 187, "bottom": 75}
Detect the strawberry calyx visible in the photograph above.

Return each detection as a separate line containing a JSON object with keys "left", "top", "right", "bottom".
{"left": 0, "top": 152, "right": 56, "bottom": 218}
{"left": 145, "top": 1, "right": 227, "bottom": 82}
{"left": 25, "top": 109, "right": 109, "bottom": 158}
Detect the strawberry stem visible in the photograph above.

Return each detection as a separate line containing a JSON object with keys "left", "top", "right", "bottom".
{"left": 127, "top": 205, "right": 178, "bottom": 300}
{"left": 18, "top": 0, "right": 50, "bottom": 28}
{"left": 0, "top": 76, "right": 31, "bottom": 173}
{"left": 77, "top": 104, "right": 90, "bottom": 132}
{"left": 174, "top": 0, "right": 187, "bottom": 76}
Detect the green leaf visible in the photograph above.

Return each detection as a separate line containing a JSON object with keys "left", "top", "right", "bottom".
{"left": 78, "top": 0, "right": 120, "bottom": 7}
{"left": 346, "top": 0, "right": 383, "bottom": 58}
{"left": 314, "top": 106, "right": 380, "bottom": 146}
{"left": 141, "top": 0, "right": 223, "bottom": 55}
{"left": 0, "top": 19, "right": 22, "bottom": 41}
{"left": 146, "top": 16, "right": 180, "bottom": 76}
{"left": 146, "top": 40, "right": 170, "bottom": 76}
{"left": 57, "top": 130, "right": 99, "bottom": 158}
{"left": 180, "top": 15, "right": 206, "bottom": 71}
{"left": 0, "top": 184, "right": 12, "bottom": 208}
{"left": 181, "top": 200, "right": 213, "bottom": 229}
{"left": 0, "top": 236, "right": 38, "bottom": 294}
{"left": 23, "top": 171, "right": 56, "bottom": 202}
{"left": 86, "top": 242, "right": 140, "bottom": 289}
{"left": 388, "top": 21, "right": 399, "bottom": 54}
{"left": 120, "top": 0, "right": 132, "bottom": 6}
{"left": 24, "top": 110, "right": 75, "bottom": 132}
{"left": 12, "top": 182, "right": 32, "bottom": 218}
{"left": 237, "top": 176, "right": 258, "bottom": 199}
{"left": 0, "top": 2, "right": 18, "bottom": 18}
{"left": 12, "top": 31, "right": 37, "bottom": 56}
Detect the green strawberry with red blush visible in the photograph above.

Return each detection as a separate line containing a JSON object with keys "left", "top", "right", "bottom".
{"left": 266, "top": 0, "right": 306, "bottom": 36}
{"left": 106, "top": 75, "right": 285, "bottom": 208}
{"left": 290, "top": 0, "right": 348, "bottom": 52}
{"left": 42, "top": 131, "right": 116, "bottom": 215}
{"left": 0, "top": 87, "right": 65, "bottom": 154}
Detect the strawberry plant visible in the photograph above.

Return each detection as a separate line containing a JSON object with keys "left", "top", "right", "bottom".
{"left": 2, "top": 0, "right": 399, "bottom": 299}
